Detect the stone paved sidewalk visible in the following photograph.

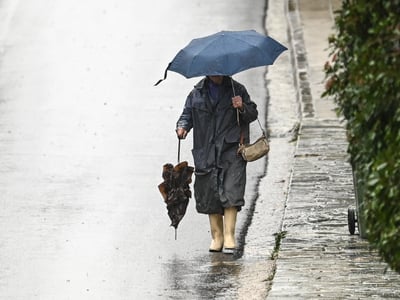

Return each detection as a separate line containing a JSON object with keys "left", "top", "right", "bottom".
{"left": 268, "top": 0, "right": 400, "bottom": 298}
{"left": 269, "top": 119, "right": 400, "bottom": 299}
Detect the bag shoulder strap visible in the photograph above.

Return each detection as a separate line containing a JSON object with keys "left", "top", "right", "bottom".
{"left": 239, "top": 116, "right": 265, "bottom": 145}
{"left": 231, "top": 78, "right": 265, "bottom": 144}
{"left": 255, "top": 118, "right": 266, "bottom": 136}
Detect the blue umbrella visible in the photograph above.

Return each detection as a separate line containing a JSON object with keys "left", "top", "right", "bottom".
{"left": 155, "top": 30, "right": 287, "bottom": 85}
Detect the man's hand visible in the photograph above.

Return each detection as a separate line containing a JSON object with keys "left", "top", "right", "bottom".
{"left": 176, "top": 127, "right": 188, "bottom": 139}
{"left": 232, "top": 96, "right": 244, "bottom": 111}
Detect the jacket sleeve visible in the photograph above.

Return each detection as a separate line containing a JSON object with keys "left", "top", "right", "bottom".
{"left": 238, "top": 86, "right": 258, "bottom": 124}
{"left": 176, "top": 91, "right": 194, "bottom": 132}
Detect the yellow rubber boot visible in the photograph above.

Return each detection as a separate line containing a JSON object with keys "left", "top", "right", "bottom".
{"left": 223, "top": 207, "right": 237, "bottom": 254}
{"left": 208, "top": 214, "right": 224, "bottom": 252}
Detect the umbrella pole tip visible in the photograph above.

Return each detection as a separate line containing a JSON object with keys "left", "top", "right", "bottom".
{"left": 175, "top": 228, "right": 177, "bottom": 240}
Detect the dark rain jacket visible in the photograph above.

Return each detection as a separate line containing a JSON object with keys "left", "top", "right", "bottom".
{"left": 176, "top": 76, "right": 258, "bottom": 214}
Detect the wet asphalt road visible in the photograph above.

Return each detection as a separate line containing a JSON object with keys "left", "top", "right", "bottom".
{"left": 0, "top": 1, "right": 296, "bottom": 299}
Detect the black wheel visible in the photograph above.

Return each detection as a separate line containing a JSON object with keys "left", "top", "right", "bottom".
{"left": 348, "top": 208, "right": 356, "bottom": 235}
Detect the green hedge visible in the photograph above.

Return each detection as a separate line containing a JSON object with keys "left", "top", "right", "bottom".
{"left": 323, "top": 0, "right": 400, "bottom": 272}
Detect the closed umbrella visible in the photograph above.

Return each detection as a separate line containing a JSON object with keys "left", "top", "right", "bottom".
{"left": 158, "top": 160, "right": 194, "bottom": 239}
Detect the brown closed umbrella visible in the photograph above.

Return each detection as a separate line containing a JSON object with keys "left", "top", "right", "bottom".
{"left": 158, "top": 160, "right": 194, "bottom": 239}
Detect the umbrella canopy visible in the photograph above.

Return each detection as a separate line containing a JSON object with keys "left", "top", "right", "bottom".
{"left": 158, "top": 161, "right": 194, "bottom": 239}
{"left": 155, "top": 30, "right": 287, "bottom": 85}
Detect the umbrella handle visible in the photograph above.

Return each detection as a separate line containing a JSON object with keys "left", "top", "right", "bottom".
{"left": 230, "top": 77, "right": 236, "bottom": 96}
{"left": 177, "top": 138, "right": 181, "bottom": 163}
{"left": 231, "top": 77, "right": 241, "bottom": 127}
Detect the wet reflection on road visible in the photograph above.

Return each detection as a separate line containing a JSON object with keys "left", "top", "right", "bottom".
{"left": 164, "top": 253, "right": 242, "bottom": 299}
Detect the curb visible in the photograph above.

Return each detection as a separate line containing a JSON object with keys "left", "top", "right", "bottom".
{"left": 285, "top": 0, "right": 314, "bottom": 119}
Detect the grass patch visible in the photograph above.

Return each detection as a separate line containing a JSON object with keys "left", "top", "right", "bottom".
{"left": 271, "top": 231, "right": 287, "bottom": 260}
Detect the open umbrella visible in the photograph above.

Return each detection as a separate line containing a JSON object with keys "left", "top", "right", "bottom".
{"left": 158, "top": 159, "right": 194, "bottom": 239}
{"left": 155, "top": 29, "right": 287, "bottom": 85}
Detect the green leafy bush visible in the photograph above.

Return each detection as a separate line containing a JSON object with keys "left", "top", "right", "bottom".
{"left": 323, "top": 0, "right": 400, "bottom": 272}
